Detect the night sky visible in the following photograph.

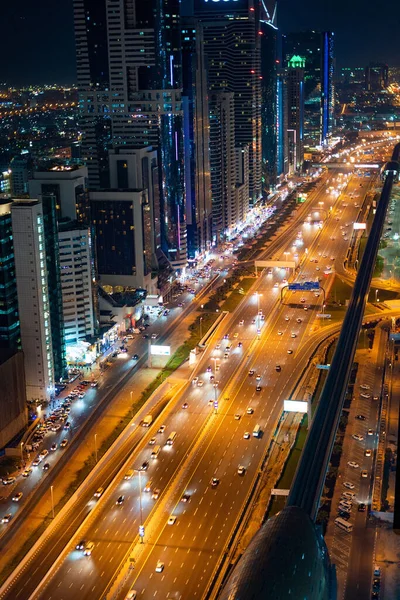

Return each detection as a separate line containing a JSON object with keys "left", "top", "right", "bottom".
{"left": 1, "top": 0, "right": 400, "bottom": 85}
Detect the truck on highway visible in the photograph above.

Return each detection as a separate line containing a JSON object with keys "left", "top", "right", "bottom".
{"left": 253, "top": 424, "right": 261, "bottom": 438}
{"left": 142, "top": 414, "right": 153, "bottom": 427}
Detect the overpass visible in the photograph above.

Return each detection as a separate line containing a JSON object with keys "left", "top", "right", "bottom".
{"left": 219, "top": 145, "right": 400, "bottom": 600}
{"left": 312, "top": 162, "right": 381, "bottom": 169}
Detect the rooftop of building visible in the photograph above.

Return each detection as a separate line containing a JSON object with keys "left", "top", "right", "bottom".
{"left": 11, "top": 199, "right": 39, "bottom": 208}
{"left": 0, "top": 348, "right": 19, "bottom": 366}
{"left": 58, "top": 218, "right": 89, "bottom": 233}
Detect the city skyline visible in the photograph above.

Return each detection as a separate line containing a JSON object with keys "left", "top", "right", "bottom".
{"left": 1, "top": 0, "right": 399, "bottom": 85}
{"left": 0, "top": 1, "right": 399, "bottom": 599}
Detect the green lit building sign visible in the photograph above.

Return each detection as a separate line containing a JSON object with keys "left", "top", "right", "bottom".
{"left": 288, "top": 55, "right": 306, "bottom": 69}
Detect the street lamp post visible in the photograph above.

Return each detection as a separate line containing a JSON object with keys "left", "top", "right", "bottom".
{"left": 50, "top": 485, "right": 55, "bottom": 519}
{"left": 375, "top": 289, "right": 379, "bottom": 303}
{"left": 199, "top": 317, "right": 203, "bottom": 340}
{"left": 20, "top": 442, "right": 24, "bottom": 465}
{"left": 136, "top": 470, "right": 144, "bottom": 543}
{"left": 94, "top": 433, "right": 98, "bottom": 463}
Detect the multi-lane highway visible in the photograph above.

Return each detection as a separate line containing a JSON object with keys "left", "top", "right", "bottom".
{"left": 0, "top": 166, "right": 373, "bottom": 600}
{"left": 0, "top": 141, "right": 390, "bottom": 600}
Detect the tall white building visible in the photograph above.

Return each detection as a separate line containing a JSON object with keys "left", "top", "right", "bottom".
{"left": 58, "top": 221, "right": 95, "bottom": 344}
{"left": 29, "top": 166, "right": 89, "bottom": 222}
{"left": 11, "top": 200, "right": 54, "bottom": 402}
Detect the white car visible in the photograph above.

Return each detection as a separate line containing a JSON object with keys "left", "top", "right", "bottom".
{"left": 237, "top": 466, "right": 246, "bottom": 476}
{"left": 243, "top": 432, "right": 250, "bottom": 439}
{"left": 360, "top": 392, "right": 371, "bottom": 398}
{"left": 192, "top": 377, "right": 198, "bottom": 385}
{"left": 197, "top": 380, "right": 204, "bottom": 387}
{"left": 155, "top": 561, "right": 164, "bottom": 572}
{"left": 352, "top": 434, "right": 364, "bottom": 441}
{"left": 278, "top": 331, "right": 283, "bottom": 336}
{"left": 342, "top": 492, "right": 356, "bottom": 500}
{"left": 291, "top": 333, "right": 297, "bottom": 338}
{"left": 168, "top": 515, "right": 177, "bottom": 525}
{"left": 348, "top": 461, "right": 359, "bottom": 469}
{"left": 360, "top": 384, "right": 370, "bottom": 389}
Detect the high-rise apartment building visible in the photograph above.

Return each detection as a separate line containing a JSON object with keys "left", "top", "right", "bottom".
{"left": 209, "top": 92, "right": 236, "bottom": 238}
{"left": 365, "top": 63, "right": 389, "bottom": 91}
{"left": 181, "top": 21, "right": 213, "bottom": 258}
{"left": 283, "top": 31, "right": 334, "bottom": 147}
{"left": 108, "top": 146, "right": 161, "bottom": 269}
{"left": 29, "top": 166, "right": 89, "bottom": 222}
{"left": 286, "top": 55, "right": 305, "bottom": 173}
{"left": 58, "top": 221, "right": 95, "bottom": 344}
{"left": 0, "top": 200, "right": 20, "bottom": 350}
{"left": 11, "top": 200, "right": 55, "bottom": 402}
{"left": 41, "top": 194, "right": 67, "bottom": 382}
{"left": 260, "top": 7, "right": 280, "bottom": 191}
{"left": 73, "top": 0, "right": 187, "bottom": 269}
{"left": 194, "top": 0, "right": 262, "bottom": 207}
{"left": 10, "top": 156, "right": 30, "bottom": 196}
{"left": 73, "top": 0, "right": 111, "bottom": 189}
{"left": 90, "top": 189, "right": 154, "bottom": 291}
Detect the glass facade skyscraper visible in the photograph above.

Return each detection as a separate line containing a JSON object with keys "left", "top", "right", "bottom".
{"left": 41, "top": 194, "right": 67, "bottom": 382}
{"left": 283, "top": 30, "right": 334, "bottom": 147}
{"left": 0, "top": 200, "right": 20, "bottom": 350}
{"left": 73, "top": 0, "right": 187, "bottom": 269}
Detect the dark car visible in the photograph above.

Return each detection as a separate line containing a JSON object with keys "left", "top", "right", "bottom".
{"left": 140, "top": 461, "right": 149, "bottom": 471}
{"left": 355, "top": 414, "right": 366, "bottom": 421}
{"left": 358, "top": 503, "right": 367, "bottom": 512}
{"left": 43, "top": 463, "right": 50, "bottom": 471}
{"left": 116, "top": 495, "right": 125, "bottom": 505}
{"left": 76, "top": 540, "right": 86, "bottom": 551}
{"left": 132, "top": 354, "right": 139, "bottom": 360}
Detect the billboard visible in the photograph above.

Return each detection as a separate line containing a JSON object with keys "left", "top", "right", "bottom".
{"left": 255, "top": 260, "right": 296, "bottom": 269}
{"left": 353, "top": 223, "right": 366, "bottom": 230}
{"left": 150, "top": 345, "right": 171, "bottom": 356}
{"left": 284, "top": 400, "right": 308, "bottom": 413}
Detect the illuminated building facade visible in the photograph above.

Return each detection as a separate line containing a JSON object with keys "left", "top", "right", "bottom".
{"left": 11, "top": 200, "right": 55, "bottom": 402}
{"left": 286, "top": 55, "right": 305, "bottom": 172}
{"left": 73, "top": 0, "right": 187, "bottom": 269}
{"left": 181, "top": 21, "right": 213, "bottom": 258}
{"left": 283, "top": 30, "right": 334, "bottom": 147}
{"left": 194, "top": 0, "right": 262, "bottom": 208}
{"left": 0, "top": 200, "right": 20, "bottom": 350}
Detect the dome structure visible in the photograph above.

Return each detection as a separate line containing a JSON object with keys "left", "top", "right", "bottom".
{"left": 219, "top": 506, "right": 335, "bottom": 600}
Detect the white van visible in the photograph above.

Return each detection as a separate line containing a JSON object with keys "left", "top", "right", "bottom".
{"left": 334, "top": 517, "right": 353, "bottom": 532}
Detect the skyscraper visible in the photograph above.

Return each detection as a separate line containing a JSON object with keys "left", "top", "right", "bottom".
{"left": 260, "top": 2, "right": 280, "bottom": 190}
{"left": 194, "top": 0, "right": 262, "bottom": 208}
{"left": 12, "top": 200, "right": 55, "bottom": 402}
{"left": 283, "top": 31, "right": 334, "bottom": 147}
{"left": 73, "top": 0, "right": 111, "bottom": 189}
{"left": 181, "top": 21, "right": 213, "bottom": 258}
{"left": 0, "top": 200, "right": 20, "bottom": 350}
{"left": 286, "top": 55, "right": 305, "bottom": 172}
{"left": 73, "top": 0, "right": 187, "bottom": 268}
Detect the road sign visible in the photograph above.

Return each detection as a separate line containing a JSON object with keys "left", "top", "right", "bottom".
{"left": 214, "top": 401, "right": 219, "bottom": 409}
{"left": 316, "top": 314, "right": 331, "bottom": 319}
{"left": 316, "top": 364, "right": 331, "bottom": 370}
{"left": 139, "top": 525, "right": 145, "bottom": 538}
{"left": 288, "top": 281, "right": 320, "bottom": 291}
